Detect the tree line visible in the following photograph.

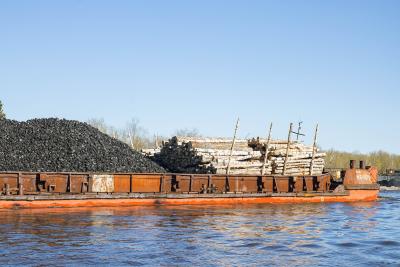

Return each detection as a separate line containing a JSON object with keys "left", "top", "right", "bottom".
{"left": 324, "top": 149, "right": 400, "bottom": 174}
{"left": 86, "top": 118, "right": 200, "bottom": 151}
{"left": 0, "top": 100, "right": 398, "bottom": 173}
{"left": 86, "top": 117, "right": 400, "bottom": 173}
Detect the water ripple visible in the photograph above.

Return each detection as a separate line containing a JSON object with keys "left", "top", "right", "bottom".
{"left": 0, "top": 191, "right": 399, "bottom": 266}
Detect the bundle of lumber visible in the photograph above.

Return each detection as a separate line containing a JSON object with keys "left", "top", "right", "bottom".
{"left": 151, "top": 137, "right": 215, "bottom": 173}
{"left": 148, "top": 137, "right": 263, "bottom": 174}
{"left": 174, "top": 137, "right": 251, "bottom": 151}
{"left": 145, "top": 136, "right": 325, "bottom": 175}
{"left": 249, "top": 138, "right": 325, "bottom": 175}
{"left": 141, "top": 148, "right": 160, "bottom": 158}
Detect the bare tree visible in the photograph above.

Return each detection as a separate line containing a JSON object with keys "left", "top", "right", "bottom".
{"left": 87, "top": 118, "right": 109, "bottom": 134}
{"left": 174, "top": 128, "right": 202, "bottom": 137}
{"left": 124, "top": 118, "right": 150, "bottom": 151}
{"left": 109, "top": 125, "right": 122, "bottom": 140}
{"left": 87, "top": 118, "right": 151, "bottom": 150}
{"left": 0, "top": 100, "right": 5, "bottom": 120}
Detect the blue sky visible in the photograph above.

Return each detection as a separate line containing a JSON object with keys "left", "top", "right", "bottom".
{"left": 1, "top": 0, "right": 399, "bottom": 153}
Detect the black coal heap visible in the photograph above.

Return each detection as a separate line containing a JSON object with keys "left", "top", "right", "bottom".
{"left": 0, "top": 118, "right": 165, "bottom": 173}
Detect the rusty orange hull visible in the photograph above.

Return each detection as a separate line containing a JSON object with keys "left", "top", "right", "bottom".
{"left": 0, "top": 189, "right": 378, "bottom": 209}
{"left": 0, "top": 169, "right": 380, "bottom": 209}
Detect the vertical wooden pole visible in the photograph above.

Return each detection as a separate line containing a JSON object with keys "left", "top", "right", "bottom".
{"left": 261, "top": 123, "right": 273, "bottom": 175}
{"left": 296, "top": 122, "right": 302, "bottom": 141}
{"left": 310, "top": 123, "right": 319, "bottom": 175}
{"left": 226, "top": 118, "right": 240, "bottom": 175}
{"left": 283, "top": 123, "right": 293, "bottom": 175}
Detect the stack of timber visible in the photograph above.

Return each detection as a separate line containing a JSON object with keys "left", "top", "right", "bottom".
{"left": 142, "top": 148, "right": 160, "bottom": 158}
{"left": 146, "top": 136, "right": 325, "bottom": 175}
{"left": 249, "top": 138, "right": 325, "bottom": 175}
{"left": 148, "top": 136, "right": 263, "bottom": 174}
{"left": 151, "top": 137, "right": 215, "bottom": 173}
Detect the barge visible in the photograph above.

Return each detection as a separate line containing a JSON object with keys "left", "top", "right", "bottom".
{"left": 0, "top": 160, "right": 378, "bottom": 209}
{"left": 0, "top": 161, "right": 379, "bottom": 209}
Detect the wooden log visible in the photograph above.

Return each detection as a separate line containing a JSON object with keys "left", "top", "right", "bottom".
{"left": 310, "top": 123, "right": 319, "bottom": 175}
{"left": 283, "top": 123, "right": 293, "bottom": 175}
{"left": 226, "top": 118, "right": 240, "bottom": 175}
{"left": 199, "top": 155, "right": 261, "bottom": 163}
{"left": 261, "top": 122, "right": 273, "bottom": 175}
{"left": 195, "top": 149, "right": 262, "bottom": 157}
{"left": 147, "top": 132, "right": 327, "bottom": 175}
{"left": 213, "top": 162, "right": 265, "bottom": 168}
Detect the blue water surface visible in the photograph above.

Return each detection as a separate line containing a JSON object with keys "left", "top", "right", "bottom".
{"left": 0, "top": 191, "right": 399, "bottom": 266}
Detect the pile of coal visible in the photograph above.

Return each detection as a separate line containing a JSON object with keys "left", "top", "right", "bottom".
{"left": 0, "top": 118, "right": 165, "bottom": 173}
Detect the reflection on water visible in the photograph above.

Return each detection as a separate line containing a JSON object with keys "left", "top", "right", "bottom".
{"left": 0, "top": 192, "right": 399, "bottom": 266}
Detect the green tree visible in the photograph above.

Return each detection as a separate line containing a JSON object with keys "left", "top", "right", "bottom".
{"left": 324, "top": 149, "right": 400, "bottom": 174}
{"left": 0, "top": 100, "right": 5, "bottom": 120}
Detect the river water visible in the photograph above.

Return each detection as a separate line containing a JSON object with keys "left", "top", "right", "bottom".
{"left": 0, "top": 191, "right": 399, "bottom": 266}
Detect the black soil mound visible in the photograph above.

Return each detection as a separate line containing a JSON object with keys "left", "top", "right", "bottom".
{"left": 0, "top": 118, "right": 165, "bottom": 173}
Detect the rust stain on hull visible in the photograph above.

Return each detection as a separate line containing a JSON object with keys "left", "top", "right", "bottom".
{"left": 0, "top": 162, "right": 379, "bottom": 209}
{"left": 0, "top": 190, "right": 378, "bottom": 209}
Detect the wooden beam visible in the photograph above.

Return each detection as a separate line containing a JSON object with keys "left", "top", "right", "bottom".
{"left": 283, "top": 123, "right": 293, "bottom": 175}
{"left": 310, "top": 123, "right": 319, "bottom": 175}
{"left": 261, "top": 122, "right": 273, "bottom": 175}
{"left": 226, "top": 118, "right": 240, "bottom": 175}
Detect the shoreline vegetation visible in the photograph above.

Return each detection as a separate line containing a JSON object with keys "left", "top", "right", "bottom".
{"left": 86, "top": 118, "right": 400, "bottom": 174}
{"left": 0, "top": 100, "right": 398, "bottom": 174}
{"left": 324, "top": 150, "right": 400, "bottom": 174}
